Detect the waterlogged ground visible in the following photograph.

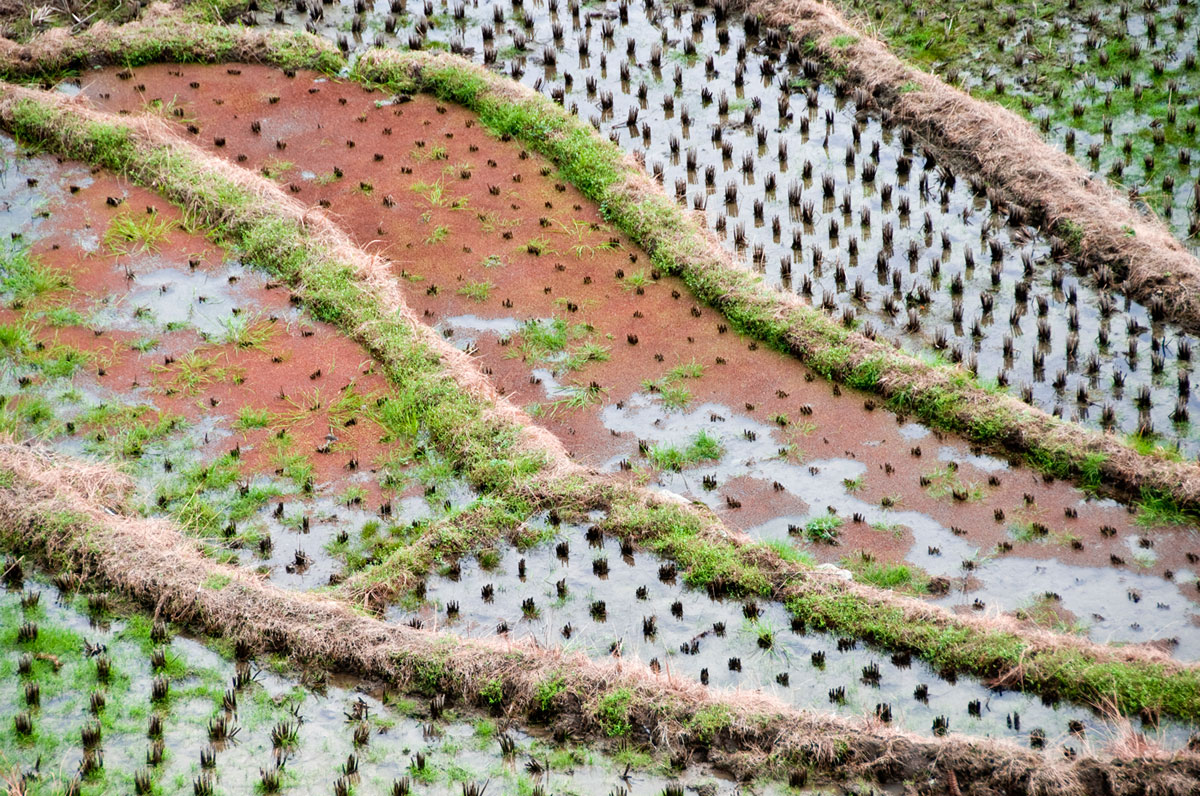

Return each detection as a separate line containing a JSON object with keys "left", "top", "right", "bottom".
{"left": 0, "top": 135, "right": 479, "bottom": 591}
{"left": 0, "top": 575, "right": 737, "bottom": 796}
{"left": 838, "top": 0, "right": 1200, "bottom": 247}
{"left": 387, "top": 519, "right": 1195, "bottom": 750}
{"left": 54, "top": 65, "right": 1200, "bottom": 660}
{"left": 240, "top": 0, "right": 1200, "bottom": 453}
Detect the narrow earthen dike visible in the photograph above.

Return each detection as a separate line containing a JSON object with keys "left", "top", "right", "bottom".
{"left": 2, "top": 440, "right": 1198, "bottom": 796}
{"left": 743, "top": 0, "right": 1200, "bottom": 332}
{"left": 7, "top": 70, "right": 1200, "bottom": 729}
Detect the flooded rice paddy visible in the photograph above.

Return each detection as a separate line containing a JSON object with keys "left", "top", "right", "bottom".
{"left": 243, "top": 0, "right": 1200, "bottom": 453}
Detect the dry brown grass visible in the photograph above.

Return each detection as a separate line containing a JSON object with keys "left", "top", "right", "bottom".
{"left": 0, "top": 84, "right": 574, "bottom": 482}
{"left": 2, "top": 440, "right": 1199, "bottom": 795}
{"left": 372, "top": 47, "right": 1200, "bottom": 516}
{"left": 743, "top": 0, "right": 1200, "bottom": 332}
{"left": 0, "top": 3, "right": 338, "bottom": 79}
{"left": 5, "top": 76, "right": 1200, "bottom": 726}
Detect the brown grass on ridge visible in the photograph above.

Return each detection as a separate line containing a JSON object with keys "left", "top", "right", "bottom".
{"left": 2, "top": 439, "right": 1199, "bottom": 796}
{"left": 743, "top": 0, "right": 1200, "bottom": 332}
{"left": 3, "top": 79, "right": 1197, "bottom": 694}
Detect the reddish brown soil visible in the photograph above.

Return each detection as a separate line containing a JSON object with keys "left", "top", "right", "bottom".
{"left": 18, "top": 176, "right": 404, "bottom": 508}
{"left": 72, "top": 64, "right": 1200, "bottom": 604}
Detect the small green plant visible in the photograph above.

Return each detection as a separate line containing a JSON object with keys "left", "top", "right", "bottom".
{"left": 235, "top": 406, "right": 272, "bottom": 430}
{"left": 0, "top": 248, "right": 69, "bottom": 306}
{"left": 622, "top": 269, "right": 649, "bottom": 291}
{"left": 533, "top": 675, "right": 565, "bottom": 716}
{"left": 412, "top": 177, "right": 468, "bottom": 209}
{"left": 103, "top": 211, "right": 177, "bottom": 255}
{"left": 216, "top": 313, "right": 276, "bottom": 351}
{"left": 129, "top": 337, "right": 159, "bottom": 353}
{"left": 523, "top": 235, "right": 555, "bottom": 255}
{"left": 643, "top": 360, "right": 705, "bottom": 411}
{"left": 456, "top": 280, "right": 493, "bottom": 301}
{"left": 803, "top": 513, "right": 843, "bottom": 544}
{"left": 260, "top": 158, "right": 294, "bottom": 179}
{"left": 479, "top": 678, "right": 504, "bottom": 706}
{"left": 425, "top": 225, "right": 451, "bottom": 245}
{"left": 841, "top": 553, "right": 928, "bottom": 594}
{"left": 596, "top": 688, "right": 632, "bottom": 736}
{"left": 922, "top": 466, "right": 986, "bottom": 501}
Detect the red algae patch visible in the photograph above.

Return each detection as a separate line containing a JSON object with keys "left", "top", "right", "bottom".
{"left": 2, "top": 162, "right": 454, "bottom": 587}
{"left": 71, "top": 64, "right": 1200, "bottom": 648}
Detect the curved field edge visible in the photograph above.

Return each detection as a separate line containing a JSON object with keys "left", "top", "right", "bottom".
{"left": 1, "top": 15, "right": 1198, "bottom": 530}
{"left": 738, "top": 0, "right": 1200, "bottom": 333}
{"left": 0, "top": 2, "right": 341, "bottom": 81}
{"left": 3, "top": 445, "right": 1200, "bottom": 796}
{"left": 350, "top": 49, "right": 1200, "bottom": 521}
{"left": 3, "top": 81, "right": 1200, "bottom": 725}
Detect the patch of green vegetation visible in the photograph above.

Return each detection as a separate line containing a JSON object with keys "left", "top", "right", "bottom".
{"left": 645, "top": 430, "right": 723, "bottom": 471}
{"left": 102, "top": 209, "right": 177, "bottom": 255}
{"left": 921, "top": 466, "right": 986, "bottom": 501}
{"left": 234, "top": 406, "right": 272, "bottom": 431}
{"left": 412, "top": 177, "right": 468, "bottom": 209}
{"left": 641, "top": 360, "right": 704, "bottom": 411}
{"left": 803, "top": 512, "right": 843, "bottom": 544}
{"left": 0, "top": 247, "right": 70, "bottom": 306}
{"left": 595, "top": 688, "right": 632, "bottom": 736}
{"left": 202, "top": 572, "right": 232, "bottom": 590}
{"left": 216, "top": 313, "right": 276, "bottom": 351}
{"left": 688, "top": 704, "right": 732, "bottom": 744}
{"left": 840, "top": 552, "right": 928, "bottom": 594}
{"left": 41, "top": 306, "right": 85, "bottom": 327}
{"left": 1134, "top": 488, "right": 1198, "bottom": 527}
{"left": 456, "top": 280, "right": 494, "bottom": 301}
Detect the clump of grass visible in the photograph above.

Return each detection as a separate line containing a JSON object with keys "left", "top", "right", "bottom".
{"left": 0, "top": 248, "right": 69, "bottom": 306}
{"left": 840, "top": 552, "right": 928, "bottom": 594}
{"left": 642, "top": 360, "right": 704, "bottom": 411}
{"left": 102, "top": 210, "right": 177, "bottom": 255}
{"left": 803, "top": 512, "right": 843, "bottom": 544}
{"left": 456, "top": 280, "right": 493, "bottom": 302}
{"left": 234, "top": 406, "right": 272, "bottom": 431}
{"left": 646, "top": 430, "right": 723, "bottom": 471}
{"left": 921, "top": 466, "right": 985, "bottom": 501}
{"left": 508, "top": 317, "right": 607, "bottom": 375}
{"left": 424, "top": 225, "right": 451, "bottom": 245}
{"left": 216, "top": 313, "right": 276, "bottom": 351}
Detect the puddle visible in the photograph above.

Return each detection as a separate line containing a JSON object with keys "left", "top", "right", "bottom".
{"left": 206, "top": 0, "right": 1200, "bottom": 452}
{"left": 389, "top": 525, "right": 1194, "bottom": 751}
{"left": 47, "top": 68, "right": 1200, "bottom": 655}
{"left": 0, "top": 576, "right": 766, "bottom": 795}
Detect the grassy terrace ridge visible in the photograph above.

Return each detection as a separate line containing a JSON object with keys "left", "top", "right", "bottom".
{"left": 736, "top": 0, "right": 1200, "bottom": 332}
{"left": 9, "top": 450, "right": 1198, "bottom": 796}
{"left": 0, "top": 2, "right": 341, "bottom": 81}
{"left": 351, "top": 49, "right": 1200, "bottom": 516}
{"left": 3, "top": 82, "right": 1200, "bottom": 726}
{"left": 3, "top": 16, "right": 1199, "bottom": 518}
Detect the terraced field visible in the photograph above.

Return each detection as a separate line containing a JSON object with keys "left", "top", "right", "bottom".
{"left": 0, "top": 2, "right": 1199, "bottom": 794}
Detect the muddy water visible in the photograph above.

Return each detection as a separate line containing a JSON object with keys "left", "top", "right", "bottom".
{"left": 1, "top": 577, "right": 744, "bottom": 795}
{"left": 836, "top": 0, "right": 1199, "bottom": 249}
{"left": 0, "top": 143, "right": 479, "bottom": 592}
{"left": 62, "top": 64, "right": 1200, "bottom": 658}
{"left": 245, "top": 0, "right": 1197, "bottom": 452}
{"left": 387, "top": 524, "right": 1194, "bottom": 750}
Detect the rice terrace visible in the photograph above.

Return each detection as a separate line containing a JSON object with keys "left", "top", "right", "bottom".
{"left": 1, "top": 0, "right": 1200, "bottom": 793}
